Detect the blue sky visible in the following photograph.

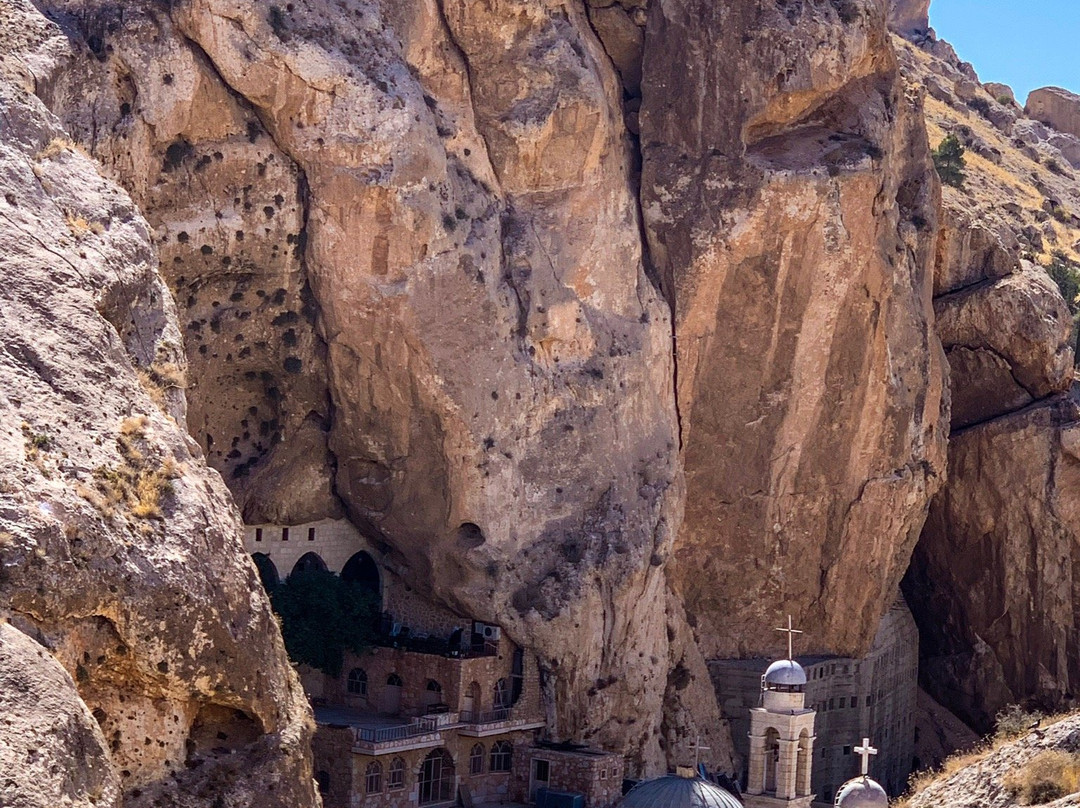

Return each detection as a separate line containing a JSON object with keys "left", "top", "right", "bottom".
{"left": 929, "top": 0, "right": 1080, "bottom": 102}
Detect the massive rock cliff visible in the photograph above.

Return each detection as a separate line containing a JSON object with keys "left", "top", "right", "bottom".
{"left": 640, "top": 0, "right": 946, "bottom": 660}
{"left": 894, "top": 25, "right": 1080, "bottom": 731}
{"left": 0, "top": 0, "right": 956, "bottom": 780}
{"left": 0, "top": 2, "right": 316, "bottom": 804}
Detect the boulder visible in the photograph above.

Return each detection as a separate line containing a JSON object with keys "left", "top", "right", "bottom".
{"left": 888, "top": 0, "right": 930, "bottom": 38}
{"left": 1027, "top": 86, "right": 1080, "bottom": 139}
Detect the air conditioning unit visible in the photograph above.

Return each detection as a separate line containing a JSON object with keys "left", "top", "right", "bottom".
{"left": 482, "top": 624, "right": 501, "bottom": 641}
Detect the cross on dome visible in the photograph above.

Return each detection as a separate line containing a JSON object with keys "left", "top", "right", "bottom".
{"left": 691, "top": 736, "right": 710, "bottom": 767}
{"left": 854, "top": 737, "right": 878, "bottom": 776}
{"left": 774, "top": 615, "right": 803, "bottom": 660}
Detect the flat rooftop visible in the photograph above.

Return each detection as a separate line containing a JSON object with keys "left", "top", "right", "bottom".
{"left": 314, "top": 705, "right": 411, "bottom": 730}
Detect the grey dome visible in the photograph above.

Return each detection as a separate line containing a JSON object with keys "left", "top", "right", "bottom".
{"left": 764, "top": 659, "right": 807, "bottom": 686}
{"left": 619, "top": 776, "right": 742, "bottom": 808}
{"left": 835, "top": 777, "right": 888, "bottom": 808}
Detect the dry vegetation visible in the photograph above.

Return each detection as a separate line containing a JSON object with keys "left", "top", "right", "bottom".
{"left": 136, "top": 360, "right": 186, "bottom": 414}
{"left": 79, "top": 415, "right": 181, "bottom": 522}
{"left": 896, "top": 708, "right": 1080, "bottom": 807}
{"left": 1003, "top": 750, "right": 1080, "bottom": 805}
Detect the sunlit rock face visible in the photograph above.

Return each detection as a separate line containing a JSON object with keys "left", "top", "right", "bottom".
{"left": 0, "top": 2, "right": 317, "bottom": 804}
{"left": 639, "top": 0, "right": 947, "bottom": 661}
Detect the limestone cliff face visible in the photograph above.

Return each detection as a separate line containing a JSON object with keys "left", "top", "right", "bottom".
{"left": 0, "top": 3, "right": 316, "bottom": 804}
{"left": 894, "top": 20, "right": 1080, "bottom": 731}
{"left": 640, "top": 0, "right": 947, "bottom": 660}
{"left": 5, "top": 0, "right": 954, "bottom": 784}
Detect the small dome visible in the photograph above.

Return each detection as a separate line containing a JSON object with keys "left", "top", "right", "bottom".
{"left": 835, "top": 776, "right": 888, "bottom": 808}
{"left": 619, "top": 775, "right": 742, "bottom": 808}
{"left": 764, "top": 659, "right": 807, "bottom": 686}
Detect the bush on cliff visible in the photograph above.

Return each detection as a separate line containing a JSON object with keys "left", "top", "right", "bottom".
{"left": 1003, "top": 749, "right": 1080, "bottom": 805}
{"left": 932, "top": 134, "right": 967, "bottom": 188}
{"left": 269, "top": 569, "right": 377, "bottom": 676}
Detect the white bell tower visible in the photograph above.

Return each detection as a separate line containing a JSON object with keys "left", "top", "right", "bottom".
{"left": 744, "top": 617, "right": 816, "bottom": 808}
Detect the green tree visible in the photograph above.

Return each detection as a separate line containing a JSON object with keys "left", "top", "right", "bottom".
{"left": 932, "top": 134, "right": 967, "bottom": 188}
{"left": 1046, "top": 251, "right": 1080, "bottom": 366}
{"left": 269, "top": 569, "right": 377, "bottom": 676}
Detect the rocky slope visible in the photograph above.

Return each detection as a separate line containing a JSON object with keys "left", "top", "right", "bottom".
{"left": 893, "top": 25, "right": 1080, "bottom": 732}
{"left": 904, "top": 714, "right": 1080, "bottom": 808}
{"left": 0, "top": 1, "right": 316, "bottom": 804}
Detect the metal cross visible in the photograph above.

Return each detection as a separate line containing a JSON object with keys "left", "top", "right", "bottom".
{"left": 774, "top": 615, "right": 804, "bottom": 660}
{"left": 854, "top": 737, "right": 878, "bottom": 776}
{"left": 692, "top": 736, "right": 710, "bottom": 768}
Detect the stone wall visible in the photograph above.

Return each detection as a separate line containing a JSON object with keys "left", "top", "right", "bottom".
{"left": 313, "top": 731, "right": 535, "bottom": 808}
{"left": 711, "top": 598, "right": 919, "bottom": 803}
{"left": 511, "top": 746, "right": 626, "bottom": 808}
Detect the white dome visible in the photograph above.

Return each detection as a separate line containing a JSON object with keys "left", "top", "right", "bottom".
{"left": 835, "top": 777, "right": 888, "bottom": 808}
{"left": 764, "top": 659, "right": 807, "bottom": 686}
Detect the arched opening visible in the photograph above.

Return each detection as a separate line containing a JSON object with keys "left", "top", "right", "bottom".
{"left": 424, "top": 679, "right": 444, "bottom": 710}
{"left": 490, "top": 740, "right": 512, "bottom": 773}
{"left": 469, "top": 743, "right": 485, "bottom": 775}
{"left": 463, "top": 681, "right": 480, "bottom": 717}
{"left": 251, "top": 553, "right": 279, "bottom": 591}
{"left": 796, "top": 729, "right": 810, "bottom": 796}
{"left": 764, "top": 727, "right": 780, "bottom": 794}
{"left": 389, "top": 757, "right": 406, "bottom": 791}
{"left": 382, "top": 672, "right": 403, "bottom": 714}
{"left": 494, "top": 678, "right": 509, "bottom": 710}
{"left": 347, "top": 668, "right": 368, "bottom": 698}
{"left": 341, "top": 551, "right": 382, "bottom": 611}
{"left": 315, "top": 770, "right": 330, "bottom": 795}
{"left": 290, "top": 551, "right": 326, "bottom": 578}
{"left": 419, "top": 748, "right": 456, "bottom": 805}
{"left": 366, "top": 761, "right": 383, "bottom": 794}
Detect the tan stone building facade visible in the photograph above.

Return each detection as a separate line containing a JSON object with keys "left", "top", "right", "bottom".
{"left": 244, "top": 519, "right": 626, "bottom": 808}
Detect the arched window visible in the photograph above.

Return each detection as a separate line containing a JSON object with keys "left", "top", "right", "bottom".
{"left": 494, "top": 678, "right": 509, "bottom": 709}
{"left": 387, "top": 672, "right": 403, "bottom": 687}
{"left": 342, "top": 550, "right": 382, "bottom": 610}
{"left": 490, "top": 741, "right": 512, "bottom": 773}
{"left": 347, "top": 668, "right": 368, "bottom": 696}
{"left": 389, "top": 757, "right": 406, "bottom": 790}
{"left": 316, "top": 770, "right": 330, "bottom": 795}
{"left": 290, "top": 551, "right": 326, "bottom": 577}
{"left": 251, "top": 553, "right": 280, "bottom": 591}
{"left": 419, "top": 748, "right": 455, "bottom": 805}
{"left": 469, "top": 743, "right": 485, "bottom": 775}
{"left": 366, "top": 761, "right": 383, "bottom": 794}
{"left": 427, "top": 680, "right": 443, "bottom": 693}
{"left": 764, "top": 727, "right": 780, "bottom": 794}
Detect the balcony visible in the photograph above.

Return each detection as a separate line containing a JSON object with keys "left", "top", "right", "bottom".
{"left": 315, "top": 707, "right": 447, "bottom": 755}
{"left": 459, "top": 706, "right": 546, "bottom": 737}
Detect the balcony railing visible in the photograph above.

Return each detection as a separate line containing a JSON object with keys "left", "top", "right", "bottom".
{"left": 354, "top": 716, "right": 440, "bottom": 746}
{"left": 460, "top": 707, "right": 513, "bottom": 725}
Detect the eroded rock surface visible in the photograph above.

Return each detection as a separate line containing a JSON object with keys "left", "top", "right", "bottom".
{"left": 1027, "top": 86, "right": 1080, "bottom": 140}
{"left": 0, "top": 3, "right": 317, "bottom": 803}
{"left": 0, "top": 623, "right": 121, "bottom": 808}
{"left": 640, "top": 0, "right": 947, "bottom": 659}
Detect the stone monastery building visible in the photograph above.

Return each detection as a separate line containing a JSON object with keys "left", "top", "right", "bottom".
{"left": 244, "top": 518, "right": 902, "bottom": 808}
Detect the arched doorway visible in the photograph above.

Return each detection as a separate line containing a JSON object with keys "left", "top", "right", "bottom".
{"left": 463, "top": 681, "right": 480, "bottom": 717}
{"left": 290, "top": 551, "right": 327, "bottom": 578}
{"left": 764, "top": 727, "right": 780, "bottom": 794}
{"left": 796, "top": 729, "right": 810, "bottom": 796}
{"left": 251, "top": 553, "right": 279, "bottom": 591}
{"left": 341, "top": 551, "right": 382, "bottom": 610}
{"left": 419, "top": 748, "right": 455, "bottom": 805}
{"left": 494, "top": 678, "right": 509, "bottom": 710}
{"left": 423, "top": 680, "right": 444, "bottom": 710}
{"left": 382, "top": 673, "right": 403, "bottom": 714}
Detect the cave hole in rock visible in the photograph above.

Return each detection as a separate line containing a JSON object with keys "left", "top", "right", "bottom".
{"left": 456, "top": 522, "right": 485, "bottom": 548}
{"left": 185, "top": 703, "right": 262, "bottom": 761}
